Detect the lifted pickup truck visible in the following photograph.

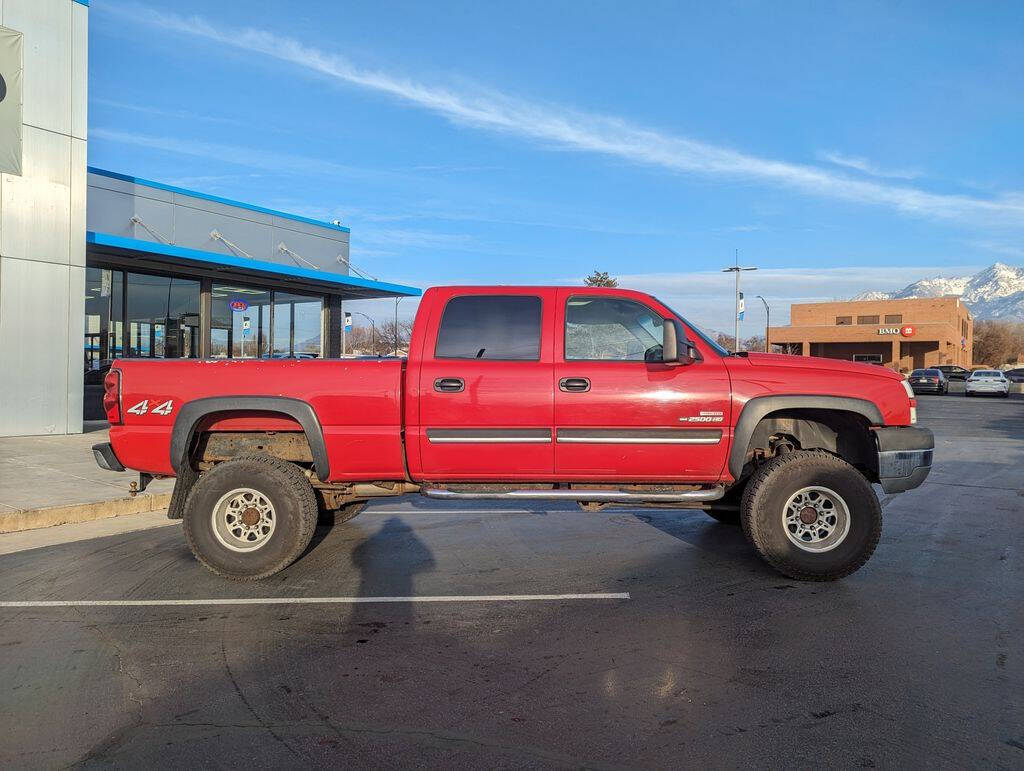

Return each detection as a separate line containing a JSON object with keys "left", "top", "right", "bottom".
{"left": 94, "top": 286, "right": 933, "bottom": 582}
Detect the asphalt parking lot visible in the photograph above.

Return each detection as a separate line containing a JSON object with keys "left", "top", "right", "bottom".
{"left": 1, "top": 389, "right": 1021, "bottom": 768}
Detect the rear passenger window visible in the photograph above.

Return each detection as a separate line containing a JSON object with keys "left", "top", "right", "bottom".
{"left": 435, "top": 295, "right": 542, "bottom": 360}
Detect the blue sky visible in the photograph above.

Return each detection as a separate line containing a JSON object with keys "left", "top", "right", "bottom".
{"left": 88, "top": 1, "right": 1024, "bottom": 330}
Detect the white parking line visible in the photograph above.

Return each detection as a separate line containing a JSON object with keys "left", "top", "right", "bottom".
{"left": 0, "top": 592, "right": 630, "bottom": 608}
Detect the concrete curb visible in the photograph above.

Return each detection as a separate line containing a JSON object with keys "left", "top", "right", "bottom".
{"left": 0, "top": 492, "right": 173, "bottom": 534}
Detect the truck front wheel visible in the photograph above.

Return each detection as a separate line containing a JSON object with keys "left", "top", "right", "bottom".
{"left": 183, "top": 455, "right": 319, "bottom": 581}
{"left": 740, "top": 450, "right": 881, "bottom": 581}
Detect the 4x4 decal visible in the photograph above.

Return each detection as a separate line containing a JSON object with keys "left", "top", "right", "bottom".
{"left": 126, "top": 399, "right": 174, "bottom": 416}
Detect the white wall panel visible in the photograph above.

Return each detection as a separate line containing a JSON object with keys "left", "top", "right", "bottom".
{"left": 65, "top": 263, "right": 84, "bottom": 433}
{"left": 19, "top": 124, "right": 70, "bottom": 185}
{"left": 4, "top": 0, "right": 71, "bottom": 135}
{"left": 70, "top": 1, "right": 87, "bottom": 140}
{"left": 70, "top": 137, "right": 85, "bottom": 266}
{"left": 0, "top": 257, "right": 70, "bottom": 436}
{"left": 1, "top": 174, "right": 71, "bottom": 264}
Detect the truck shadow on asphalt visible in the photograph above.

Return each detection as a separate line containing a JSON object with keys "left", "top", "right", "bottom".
{"left": 627, "top": 509, "right": 777, "bottom": 576}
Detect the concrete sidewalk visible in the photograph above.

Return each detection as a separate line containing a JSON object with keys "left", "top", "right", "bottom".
{"left": 0, "top": 424, "right": 173, "bottom": 533}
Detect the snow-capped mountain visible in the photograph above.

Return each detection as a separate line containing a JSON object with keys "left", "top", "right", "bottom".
{"left": 852, "top": 263, "right": 1024, "bottom": 319}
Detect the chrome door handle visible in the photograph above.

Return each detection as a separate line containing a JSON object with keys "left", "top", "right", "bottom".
{"left": 559, "top": 377, "right": 591, "bottom": 393}
{"left": 434, "top": 377, "right": 465, "bottom": 393}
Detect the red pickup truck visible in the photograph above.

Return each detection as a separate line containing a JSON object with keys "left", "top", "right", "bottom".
{"left": 94, "top": 286, "right": 933, "bottom": 582}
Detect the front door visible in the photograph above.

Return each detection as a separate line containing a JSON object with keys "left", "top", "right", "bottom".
{"left": 416, "top": 290, "right": 555, "bottom": 479}
{"left": 553, "top": 290, "right": 731, "bottom": 482}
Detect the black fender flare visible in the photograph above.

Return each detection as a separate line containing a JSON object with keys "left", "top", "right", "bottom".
{"left": 170, "top": 396, "right": 330, "bottom": 479}
{"left": 728, "top": 395, "right": 883, "bottom": 480}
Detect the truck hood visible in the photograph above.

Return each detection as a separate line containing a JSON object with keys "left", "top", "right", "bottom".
{"left": 740, "top": 352, "right": 904, "bottom": 380}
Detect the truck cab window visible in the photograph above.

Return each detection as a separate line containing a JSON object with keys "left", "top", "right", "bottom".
{"left": 435, "top": 295, "right": 542, "bottom": 360}
{"left": 565, "top": 297, "right": 664, "bottom": 361}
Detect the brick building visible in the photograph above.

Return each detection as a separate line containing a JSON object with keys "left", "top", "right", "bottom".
{"left": 768, "top": 296, "right": 972, "bottom": 371}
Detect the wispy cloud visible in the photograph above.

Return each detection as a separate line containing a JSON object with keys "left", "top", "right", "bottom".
{"left": 90, "top": 97, "right": 243, "bottom": 126}
{"left": 99, "top": 3, "right": 1024, "bottom": 228}
{"left": 817, "top": 151, "right": 921, "bottom": 180}
{"left": 966, "top": 239, "right": 1024, "bottom": 260}
{"left": 89, "top": 127, "right": 408, "bottom": 183}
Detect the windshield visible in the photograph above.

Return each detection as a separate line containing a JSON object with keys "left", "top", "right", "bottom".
{"left": 973, "top": 370, "right": 1003, "bottom": 377}
{"left": 660, "top": 302, "right": 731, "bottom": 356}
{"left": 912, "top": 369, "right": 940, "bottom": 376}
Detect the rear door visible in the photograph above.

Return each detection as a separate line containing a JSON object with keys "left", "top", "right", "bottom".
{"left": 416, "top": 289, "right": 555, "bottom": 479}
{"left": 552, "top": 289, "right": 731, "bottom": 481}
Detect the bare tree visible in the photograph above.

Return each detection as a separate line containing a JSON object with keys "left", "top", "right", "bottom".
{"left": 379, "top": 319, "right": 414, "bottom": 355}
{"left": 742, "top": 335, "right": 766, "bottom": 353}
{"left": 714, "top": 332, "right": 734, "bottom": 352}
{"left": 973, "top": 320, "right": 1024, "bottom": 366}
{"left": 584, "top": 270, "right": 619, "bottom": 287}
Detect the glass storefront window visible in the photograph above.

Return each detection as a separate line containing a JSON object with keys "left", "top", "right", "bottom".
{"left": 212, "top": 283, "right": 322, "bottom": 358}
{"left": 125, "top": 273, "right": 200, "bottom": 359}
{"left": 274, "top": 291, "right": 323, "bottom": 358}
{"left": 84, "top": 267, "right": 123, "bottom": 372}
{"left": 211, "top": 284, "right": 272, "bottom": 358}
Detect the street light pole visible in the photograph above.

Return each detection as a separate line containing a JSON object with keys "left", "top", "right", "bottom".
{"left": 721, "top": 252, "right": 757, "bottom": 352}
{"left": 757, "top": 295, "right": 770, "bottom": 352}
{"left": 350, "top": 311, "right": 377, "bottom": 353}
{"left": 394, "top": 297, "right": 404, "bottom": 355}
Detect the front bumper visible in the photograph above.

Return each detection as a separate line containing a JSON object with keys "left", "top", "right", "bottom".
{"left": 92, "top": 442, "right": 125, "bottom": 473}
{"left": 872, "top": 426, "right": 934, "bottom": 494}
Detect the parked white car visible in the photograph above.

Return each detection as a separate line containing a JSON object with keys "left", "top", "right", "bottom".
{"left": 965, "top": 369, "right": 1010, "bottom": 398}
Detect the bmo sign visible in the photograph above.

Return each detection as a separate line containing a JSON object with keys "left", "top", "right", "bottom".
{"left": 878, "top": 325, "right": 916, "bottom": 337}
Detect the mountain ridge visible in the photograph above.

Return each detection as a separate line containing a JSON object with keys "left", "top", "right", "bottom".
{"left": 851, "top": 262, "right": 1024, "bottom": 319}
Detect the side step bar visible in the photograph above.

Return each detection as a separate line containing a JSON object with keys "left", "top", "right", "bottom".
{"left": 421, "top": 486, "right": 725, "bottom": 504}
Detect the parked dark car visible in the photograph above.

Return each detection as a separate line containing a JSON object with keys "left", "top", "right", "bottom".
{"left": 936, "top": 365, "right": 970, "bottom": 381}
{"left": 1005, "top": 368, "right": 1024, "bottom": 384}
{"left": 908, "top": 368, "right": 948, "bottom": 395}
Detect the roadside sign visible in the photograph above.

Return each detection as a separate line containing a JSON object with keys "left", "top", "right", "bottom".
{"left": 344, "top": 312, "right": 352, "bottom": 332}
{"left": 242, "top": 317, "right": 251, "bottom": 330}
{"left": 229, "top": 299, "right": 249, "bottom": 312}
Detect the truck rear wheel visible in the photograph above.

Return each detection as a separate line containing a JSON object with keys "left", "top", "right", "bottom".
{"left": 740, "top": 450, "right": 881, "bottom": 581}
{"left": 183, "top": 455, "right": 319, "bottom": 581}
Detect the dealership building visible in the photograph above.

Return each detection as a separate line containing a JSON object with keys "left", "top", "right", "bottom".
{"left": 768, "top": 296, "right": 973, "bottom": 371}
{"left": 0, "top": 0, "right": 418, "bottom": 438}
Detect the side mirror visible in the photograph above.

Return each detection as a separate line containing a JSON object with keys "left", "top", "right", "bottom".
{"left": 662, "top": 320, "right": 698, "bottom": 365}
{"left": 681, "top": 339, "right": 699, "bottom": 365}
{"left": 662, "top": 318, "right": 679, "bottom": 363}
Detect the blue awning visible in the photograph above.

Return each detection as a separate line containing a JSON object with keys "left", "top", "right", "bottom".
{"left": 86, "top": 231, "right": 420, "bottom": 300}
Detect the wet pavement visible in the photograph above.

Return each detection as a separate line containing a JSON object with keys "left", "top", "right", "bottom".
{"left": 0, "top": 392, "right": 1021, "bottom": 768}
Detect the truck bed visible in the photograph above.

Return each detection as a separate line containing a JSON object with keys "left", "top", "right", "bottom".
{"left": 109, "top": 358, "right": 407, "bottom": 481}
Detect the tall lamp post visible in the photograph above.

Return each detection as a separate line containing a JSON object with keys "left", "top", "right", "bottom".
{"left": 757, "top": 295, "right": 770, "bottom": 352}
{"left": 350, "top": 311, "right": 377, "bottom": 353}
{"left": 721, "top": 253, "right": 757, "bottom": 351}
{"left": 394, "top": 297, "right": 405, "bottom": 355}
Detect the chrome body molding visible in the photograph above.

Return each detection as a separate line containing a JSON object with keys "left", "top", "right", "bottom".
{"left": 426, "top": 428, "right": 552, "bottom": 444}
{"left": 425, "top": 428, "right": 722, "bottom": 445}
{"left": 556, "top": 428, "right": 722, "bottom": 445}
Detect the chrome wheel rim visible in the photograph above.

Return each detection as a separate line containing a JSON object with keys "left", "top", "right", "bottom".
{"left": 782, "top": 486, "right": 851, "bottom": 553}
{"left": 211, "top": 488, "right": 276, "bottom": 552}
